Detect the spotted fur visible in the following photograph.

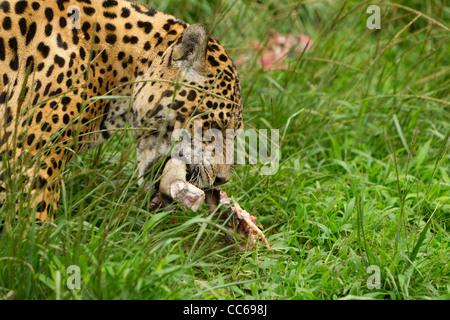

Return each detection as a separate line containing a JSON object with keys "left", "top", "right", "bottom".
{"left": 0, "top": 0, "right": 243, "bottom": 221}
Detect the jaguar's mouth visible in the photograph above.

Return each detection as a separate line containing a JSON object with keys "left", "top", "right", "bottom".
{"left": 149, "top": 159, "right": 220, "bottom": 211}
{"left": 156, "top": 158, "right": 205, "bottom": 209}
{"left": 189, "top": 168, "right": 207, "bottom": 187}
{"left": 185, "top": 163, "right": 215, "bottom": 190}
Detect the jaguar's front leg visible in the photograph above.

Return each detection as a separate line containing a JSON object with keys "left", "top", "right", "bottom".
{"left": 19, "top": 146, "right": 69, "bottom": 222}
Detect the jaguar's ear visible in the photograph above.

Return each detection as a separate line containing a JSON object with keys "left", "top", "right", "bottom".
{"left": 172, "top": 24, "right": 209, "bottom": 73}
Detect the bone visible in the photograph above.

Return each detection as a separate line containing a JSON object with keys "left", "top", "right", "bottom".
{"left": 205, "top": 189, "right": 270, "bottom": 250}
{"left": 159, "top": 158, "right": 187, "bottom": 197}
{"left": 232, "top": 201, "right": 270, "bottom": 249}
{"left": 159, "top": 158, "right": 205, "bottom": 211}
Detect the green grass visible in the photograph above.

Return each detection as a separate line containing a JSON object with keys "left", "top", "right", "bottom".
{"left": 1, "top": 0, "right": 449, "bottom": 299}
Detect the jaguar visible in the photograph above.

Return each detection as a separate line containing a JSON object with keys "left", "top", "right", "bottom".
{"left": 0, "top": 0, "right": 243, "bottom": 222}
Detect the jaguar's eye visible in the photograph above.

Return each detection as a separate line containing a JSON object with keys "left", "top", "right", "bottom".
{"left": 211, "top": 122, "right": 221, "bottom": 130}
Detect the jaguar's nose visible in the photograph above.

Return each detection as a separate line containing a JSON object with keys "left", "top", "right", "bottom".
{"left": 213, "top": 176, "right": 229, "bottom": 186}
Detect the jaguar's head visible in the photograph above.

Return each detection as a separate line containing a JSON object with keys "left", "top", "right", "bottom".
{"left": 133, "top": 24, "right": 243, "bottom": 191}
